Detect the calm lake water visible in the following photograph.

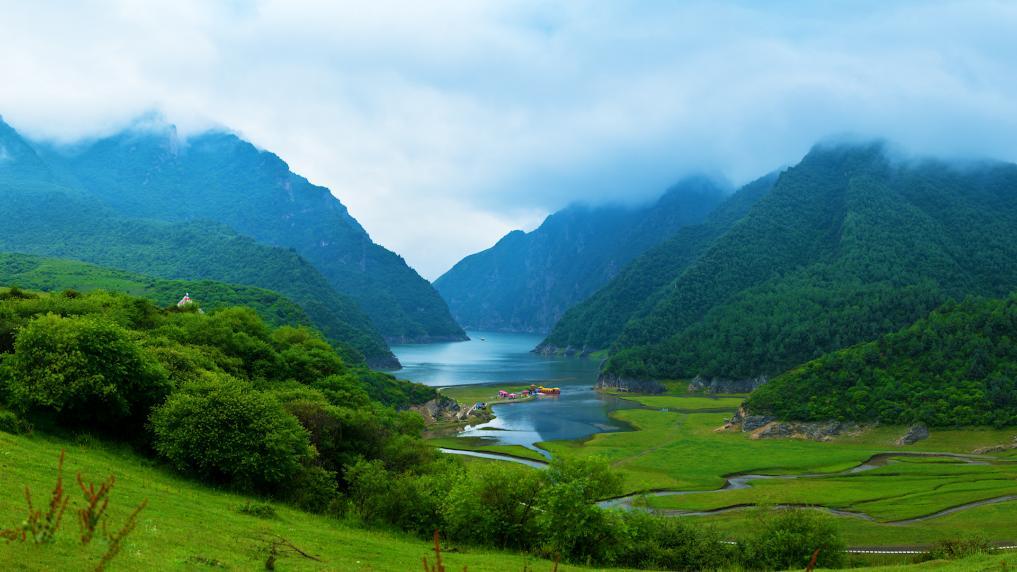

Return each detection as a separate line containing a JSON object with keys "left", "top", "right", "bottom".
{"left": 391, "top": 331, "right": 638, "bottom": 453}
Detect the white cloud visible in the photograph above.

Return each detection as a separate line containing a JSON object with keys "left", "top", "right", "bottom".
{"left": 1, "top": 0, "right": 1016, "bottom": 278}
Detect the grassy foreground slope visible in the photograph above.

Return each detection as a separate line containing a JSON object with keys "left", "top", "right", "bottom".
{"left": 4, "top": 430, "right": 1014, "bottom": 572}
{"left": 0, "top": 432, "right": 622, "bottom": 572}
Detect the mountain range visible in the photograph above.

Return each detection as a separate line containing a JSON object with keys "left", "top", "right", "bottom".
{"left": 434, "top": 177, "right": 727, "bottom": 333}
{"left": 0, "top": 115, "right": 467, "bottom": 367}
{"left": 33, "top": 119, "right": 464, "bottom": 344}
{"left": 540, "top": 142, "right": 1017, "bottom": 388}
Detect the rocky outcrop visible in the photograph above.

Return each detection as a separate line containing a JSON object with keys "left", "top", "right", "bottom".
{"left": 532, "top": 344, "right": 591, "bottom": 357}
{"left": 411, "top": 396, "right": 498, "bottom": 425}
{"left": 596, "top": 373, "right": 665, "bottom": 394}
{"left": 750, "top": 420, "right": 864, "bottom": 441}
{"left": 895, "top": 424, "right": 930, "bottom": 445}
{"left": 410, "top": 396, "right": 461, "bottom": 423}
{"left": 972, "top": 435, "right": 1017, "bottom": 454}
{"left": 722, "top": 407, "right": 866, "bottom": 441}
{"left": 688, "top": 375, "right": 768, "bottom": 394}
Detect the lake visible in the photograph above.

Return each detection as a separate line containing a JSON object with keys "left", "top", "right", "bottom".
{"left": 391, "top": 331, "right": 638, "bottom": 453}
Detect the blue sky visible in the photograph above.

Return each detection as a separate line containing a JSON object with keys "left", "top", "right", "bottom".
{"left": 2, "top": 1, "right": 1016, "bottom": 278}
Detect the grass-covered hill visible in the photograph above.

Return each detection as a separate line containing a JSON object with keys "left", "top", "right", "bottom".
{"left": 747, "top": 292, "right": 1017, "bottom": 427}
{"left": 0, "top": 251, "right": 312, "bottom": 331}
{"left": 34, "top": 118, "right": 464, "bottom": 343}
{"left": 0, "top": 173, "right": 396, "bottom": 367}
{"left": 548, "top": 142, "right": 1017, "bottom": 383}
{"left": 434, "top": 177, "right": 726, "bottom": 333}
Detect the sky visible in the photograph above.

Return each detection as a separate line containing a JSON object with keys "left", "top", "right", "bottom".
{"left": 2, "top": 1, "right": 1017, "bottom": 279}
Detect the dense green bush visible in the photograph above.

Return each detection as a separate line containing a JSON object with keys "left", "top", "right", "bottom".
{"left": 442, "top": 461, "right": 544, "bottom": 548}
{"left": 8, "top": 313, "right": 170, "bottom": 428}
{"left": 150, "top": 374, "right": 313, "bottom": 491}
{"left": 613, "top": 511, "right": 734, "bottom": 571}
{"left": 741, "top": 509, "right": 845, "bottom": 570}
{"left": 0, "top": 409, "right": 31, "bottom": 434}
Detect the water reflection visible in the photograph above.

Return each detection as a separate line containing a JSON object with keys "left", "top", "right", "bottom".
{"left": 392, "top": 331, "right": 637, "bottom": 452}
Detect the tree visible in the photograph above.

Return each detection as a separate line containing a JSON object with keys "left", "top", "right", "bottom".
{"left": 150, "top": 374, "right": 312, "bottom": 491}
{"left": 9, "top": 313, "right": 170, "bottom": 429}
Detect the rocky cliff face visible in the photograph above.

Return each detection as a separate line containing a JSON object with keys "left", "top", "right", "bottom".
{"left": 595, "top": 373, "right": 666, "bottom": 394}
{"left": 687, "top": 375, "right": 768, "bottom": 394}
{"left": 723, "top": 407, "right": 867, "bottom": 441}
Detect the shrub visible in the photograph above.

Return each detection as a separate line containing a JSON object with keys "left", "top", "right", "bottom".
{"left": 535, "top": 457, "right": 624, "bottom": 563}
{"left": 238, "top": 501, "right": 278, "bottom": 520}
{"left": 8, "top": 314, "right": 171, "bottom": 429}
{"left": 0, "top": 409, "right": 31, "bottom": 435}
{"left": 443, "top": 461, "right": 542, "bottom": 548}
{"left": 925, "top": 536, "right": 992, "bottom": 560}
{"left": 150, "top": 374, "right": 313, "bottom": 491}
{"left": 285, "top": 466, "right": 339, "bottom": 513}
{"left": 741, "top": 508, "right": 845, "bottom": 570}
{"left": 614, "top": 510, "right": 734, "bottom": 571}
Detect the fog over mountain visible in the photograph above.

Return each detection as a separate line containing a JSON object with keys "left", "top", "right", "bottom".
{"left": 3, "top": 1, "right": 1017, "bottom": 277}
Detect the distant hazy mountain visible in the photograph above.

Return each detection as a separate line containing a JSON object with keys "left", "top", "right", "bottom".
{"left": 0, "top": 116, "right": 397, "bottom": 367}
{"left": 34, "top": 118, "right": 465, "bottom": 343}
{"left": 434, "top": 177, "right": 727, "bottom": 333}
{"left": 539, "top": 172, "right": 777, "bottom": 353}
{"left": 546, "top": 142, "right": 1017, "bottom": 384}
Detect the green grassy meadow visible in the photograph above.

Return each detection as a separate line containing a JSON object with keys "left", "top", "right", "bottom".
{"left": 537, "top": 395, "right": 1017, "bottom": 546}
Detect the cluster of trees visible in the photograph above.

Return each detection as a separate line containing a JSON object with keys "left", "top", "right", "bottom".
{"left": 0, "top": 288, "right": 430, "bottom": 509}
{"left": 747, "top": 293, "right": 1017, "bottom": 427}
{"left": 339, "top": 449, "right": 845, "bottom": 570}
{"left": 545, "top": 143, "right": 1017, "bottom": 392}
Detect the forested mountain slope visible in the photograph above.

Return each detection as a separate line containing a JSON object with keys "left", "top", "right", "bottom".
{"left": 551, "top": 142, "right": 1017, "bottom": 383}
{"left": 434, "top": 177, "right": 726, "bottom": 333}
{"left": 0, "top": 252, "right": 313, "bottom": 334}
{"left": 539, "top": 172, "right": 777, "bottom": 352}
{"left": 0, "top": 123, "right": 396, "bottom": 366}
{"left": 746, "top": 293, "right": 1017, "bottom": 427}
{"left": 29, "top": 119, "right": 463, "bottom": 343}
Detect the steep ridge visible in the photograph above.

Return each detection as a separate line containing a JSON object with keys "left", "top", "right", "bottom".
{"left": 0, "top": 121, "right": 396, "bottom": 366}
{"left": 434, "top": 177, "right": 726, "bottom": 333}
{"left": 538, "top": 172, "right": 777, "bottom": 353}
{"left": 34, "top": 119, "right": 464, "bottom": 343}
{"left": 598, "top": 142, "right": 1017, "bottom": 382}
